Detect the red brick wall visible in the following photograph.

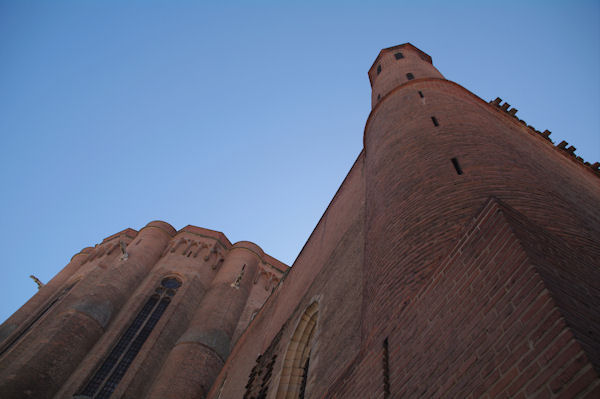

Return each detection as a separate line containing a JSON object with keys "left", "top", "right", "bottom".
{"left": 362, "top": 77, "right": 600, "bottom": 345}
{"left": 208, "top": 154, "right": 366, "bottom": 399}
{"left": 328, "top": 198, "right": 599, "bottom": 397}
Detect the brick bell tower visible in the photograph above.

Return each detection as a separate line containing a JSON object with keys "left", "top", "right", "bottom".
{"left": 1, "top": 43, "right": 599, "bottom": 399}
{"left": 358, "top": 43, "right": 600, "bottom": 395}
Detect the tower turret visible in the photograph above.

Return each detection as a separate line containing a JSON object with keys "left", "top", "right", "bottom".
{"left": 368, "top": 43, "right": 444, "bottom": 108}
{"left": 362, "top": 43, "right": 600, "bottom": 371}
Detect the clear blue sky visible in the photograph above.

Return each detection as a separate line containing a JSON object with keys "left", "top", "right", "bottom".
{"left": 1, "top": 1, "right": 599, "bottom": 323}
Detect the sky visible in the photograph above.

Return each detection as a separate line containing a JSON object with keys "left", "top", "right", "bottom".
{"left": 0, "top": 1, "right": 599, "bottom": 324}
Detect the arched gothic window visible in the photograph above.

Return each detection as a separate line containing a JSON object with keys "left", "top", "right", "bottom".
{"left": 276, "top": 302, "right": 318, "bottom": 399}
{"left": 77, "top": 277, "right": 182, "bottom": 399}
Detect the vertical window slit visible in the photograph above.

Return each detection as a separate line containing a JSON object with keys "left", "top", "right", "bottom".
{"left": 299, "top": 356, "right": 310, "bottom": 399}
{"left": 451, "top": 158, "right": 463, "bottom": 175}
{"left": 431, "top": 116, "right": 439, "bottom": 127}
{"left": 377, "top": 65, "right": 382, "bottom": 75}
{"left": 418, "top": 91, "right": 424, "bottom": 98}
{"left": 383, "top": 337, "right": 390, "bottom": 398}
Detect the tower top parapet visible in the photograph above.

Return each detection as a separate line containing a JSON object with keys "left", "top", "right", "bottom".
{"left": 368, "top": 43, "right": 432, "bottom": 84}
{"left": 368, "top": 43, "right": 444, "bottom": 109}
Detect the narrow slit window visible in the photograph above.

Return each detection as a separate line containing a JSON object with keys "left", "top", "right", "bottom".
{"left": 394, "top": 52, "right": 404, "bottom": 60}
{"left": 418, "top": 91, "right": 424, "bottom": 98}
{"left": 451, "top": 158, "right": 463, "bottom": 175}
{"left": 299, "top": 356, "right": 310, "bottom": 399}
{"left": 377, "top": 94, "right": 381, "bottom": 101}
{"left": 383, "top": 338, "right": 390, "bottom": 398}
{"left": 406, "top": 73, "right": 414, "bottom": 80}
{"left": 377, "top": 65, "right": 382, "bottom": 75}
{"left": 431, "top": 117, "right": 439, "bottom": 127}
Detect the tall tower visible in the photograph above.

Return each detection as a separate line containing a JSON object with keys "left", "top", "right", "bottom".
{"left": 0, "top": 43, "right": 599, "bottom": 399}
{"left": 359, "top": 43, "right": 600, "bottom": 396}
{"left": 206, "top": 43, "right": 600, "bottom": 399}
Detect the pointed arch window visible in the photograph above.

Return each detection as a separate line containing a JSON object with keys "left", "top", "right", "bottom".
{"left": 276, "top": 302, "right": 318, "bottom": 399}
{"left": 78, "top": 277, "right": 182, "bottom": 399}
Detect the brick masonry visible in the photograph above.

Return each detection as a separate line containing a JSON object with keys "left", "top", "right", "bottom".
{"left": 0, "top": 43, "right": 598, "bottom": 398}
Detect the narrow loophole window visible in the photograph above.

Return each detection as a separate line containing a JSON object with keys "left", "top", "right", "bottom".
{"left": 377, "top": 65, "right": 382, "bottom": 75}
{"left": 406, "top": 73, "right": 414, "bottom": 80}
{"left": 377, "top": 94, "right": 381, "bottom": 100}
{"left": 431, "top": 117, "right": 439, "bottom": 127}
{"left": 418, "top": 91, "right": 424, "bottom": 98}
{"left": 383, "top": 338, "right": 390, "bottom": 398}
{"left": 394, "top": 52, "right": 404, "bottom": 60}
{"left": 451, "top": 158, "right": 463, "bottom": 175}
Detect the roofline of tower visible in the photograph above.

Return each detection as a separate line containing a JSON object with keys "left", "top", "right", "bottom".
{"left": 368, "top": 43, "right": 433, "bottom": 86}
{"left": 363, "top": 77, "right": 600, "bottom": 179}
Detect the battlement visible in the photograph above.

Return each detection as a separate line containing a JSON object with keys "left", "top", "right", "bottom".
{"left": 489, "top": 97, "right": 600, "bottom": 177}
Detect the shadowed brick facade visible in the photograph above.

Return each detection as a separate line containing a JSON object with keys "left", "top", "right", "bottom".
{"left": 0, "top": 43, "right": 599, "bottom": 398}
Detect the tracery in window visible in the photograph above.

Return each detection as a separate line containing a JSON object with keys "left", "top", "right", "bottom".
{"left": 78, "top": 276, "right": 182, "bottom": 398}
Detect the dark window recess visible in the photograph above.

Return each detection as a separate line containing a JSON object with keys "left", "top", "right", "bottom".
{"left": 161, "top": 277, "right": 182, "bottom": 289}
{"left": 299, "top": 356, "right": 310, "bottom": 399}
{"left": 79, "top": 295, "right": 159, "bottom": 396}
{"left": 418, "top": 91, "right": 424, "bottom": 98}
{"left": 377, "top": 94, "right": 381, "bottom": 100}
{"left": 451, "top": 158, "right": 463, "bottom": 175}
{"left": 431, "top": 116, "right": 439, "bottom": 127}
{"left": 78, "top": 277, "right": 181, "bottom": 398}
{"left": 377, "top": 65, "right": 382, "bottom": 74}
{"left": 95, "top": 298, "right": 171, "bottom": 399}
{"left": 394, "top": 52, "right": 404, "bottom": 60}
{"left": 243, "top": 328, "right": 283, "bottom": 399}
{"left": 406, "top": 73, "right": 414, "bottom": 80}
{"left": 383, "top": 338, "right": 390, "bottom": 398}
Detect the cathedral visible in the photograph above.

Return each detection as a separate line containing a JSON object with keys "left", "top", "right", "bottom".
{"left": 1, "top": 43, "right": 599, "bottom": 398}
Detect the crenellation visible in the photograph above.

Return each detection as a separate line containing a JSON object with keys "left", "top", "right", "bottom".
{"left": 490, "top": 98, "right": 599, "bottom": 176}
